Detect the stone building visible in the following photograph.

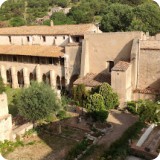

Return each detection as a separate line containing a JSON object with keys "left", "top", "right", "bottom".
{"left": 0, "top": 23, "right": 101, "bottom": 91}
{"left": 0, "top": 23, "right": 159, "bottom": 104}
{"left": 74, "top": 32, "right": 160, "bottom": 104}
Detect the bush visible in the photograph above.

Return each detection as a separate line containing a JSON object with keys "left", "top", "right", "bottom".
{"left": 66, "top": 139, "right": 89, "bottom": 160}
{"left": 15, "top": 82, "right": 61, "bottom": 122}
{"left": 57, "top": 110, "right": 67, "bottom": 120}
{"left": 0, "top": 140, "right": 24, "bottom": 156}
{"left": 72, "top": 84, "right": 89, "bottom": 107}
{"left": 127, "top": 101, "right": 137, "bottom": 114}
{"left": 90, "top": 110, "right": 108, "bottom": 123}
{"left": 0, "top": 76, "right": 5, "bottom": 94}
{"left": 85, "top": 93, "right": 105, "bottom": 112}
{"left": 99, "top": 83, "right": 119, "bottom": 110}
{"left": 127, "top": 100, "right": 160, "bottom": 123}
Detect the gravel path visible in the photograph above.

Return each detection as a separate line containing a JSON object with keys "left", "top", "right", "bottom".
{"left": 84, "top": 110, "right": 138, "bottom": 160}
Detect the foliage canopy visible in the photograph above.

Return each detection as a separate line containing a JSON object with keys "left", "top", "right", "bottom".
{"left": 15, "top": 82, "right": 60, "bottom": 122}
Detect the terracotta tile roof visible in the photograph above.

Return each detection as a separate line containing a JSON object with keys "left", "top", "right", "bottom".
{"left": 74, "top": 73, "right": 111, "bottom": 87}
{"left": 112, "top": 61, "right": 130, "bottom": 71}
{"left": 66, "top": 42, "right": 81, "bottom": 46}
{"left": 140, "top": 40, "right": 160, "bottom": 50}
{"left": 133, "top": 88, "right": 160, "bottom": 95}
{"left": 0, "top": 45, "right": 64, "bottom": 57}
{"left": 0, "top": 24, "right": 96, "bottom": 36}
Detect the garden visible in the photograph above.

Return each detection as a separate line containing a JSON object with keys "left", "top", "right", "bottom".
{"left": 0, "top": 76, "right": 159, "bottom": 160}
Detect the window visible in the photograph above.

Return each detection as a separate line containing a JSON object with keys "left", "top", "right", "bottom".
{"left": 9, "top": 36, "right": 11, "bottom": 43}
{"left": 42, "top": 36, "right": 46, "bottom": 42}
{"left": 108, "top": 61, "right": 114, "bottom": 72}
{"left": 63, "top": 36, "right": 65, "bottom": 40}
{"left": 55, "top": 36, "right": 57, "bottom": 39}
{"left": 13, "top": 56, "right": 17, "bottom": 62}
{"left": 27, "top": 36, "right": 30, "bottom": 42}
{"left": 75, "top": 37, "right": 80, "bottom": 42}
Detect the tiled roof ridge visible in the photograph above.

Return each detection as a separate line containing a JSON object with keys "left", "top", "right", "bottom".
{"left": 0, "top": 45, "right": 64, "bottom": 57}
{"left": 0, "top": 23, "right": 95, "bottom": 36}
{"left": 112, "top": 61, "right": 130, "bottom": 72}
{"left": 133, "top": 88, "right": 160, "bottom": 95}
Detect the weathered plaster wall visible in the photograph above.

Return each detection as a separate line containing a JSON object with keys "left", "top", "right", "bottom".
{"left": 137, "top": 49, "right": 160, "bottom": 90}
{"left": 0, "top": 93, "right": 12, "bottom": 141}
{"left": 0, "top": 35, "right": 70, "bottom": 46}
{"left": 111, "top": 65, "right": 132, "bottom": 103}
{"left": 65, "top": 45, "right": 82, "bottom": 76}
{"left": 84, "top": 32, "right": 144, "bottom": 75}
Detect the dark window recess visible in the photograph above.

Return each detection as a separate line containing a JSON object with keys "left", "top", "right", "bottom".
{"left": 75, "top": 37, "right": 80, "bottom": 42}
{"left": 63, "top": 36, "right": 65, "bottom": 40}
{"left": 108, "top": 61, "right": 114, "bottom": 72}
{"left": 55, "top": 36, "right": 57, "bottom": 39}
{"left": 42, "top": 36, "right": 46, "bottom": 42}
{"left": 13, "top": 56, "right": 17, "bottom": 62}
{"left": 49, "top": 58, "right": 52, "bottom": 64}
{"left": 60, "top": 58, "right": 64, "bottom": 65}
{"left": 27, "top": 36, "right": 30, "bottom": 42}
{"left": 9, "top": 36, "right": 11, "bottom": 43}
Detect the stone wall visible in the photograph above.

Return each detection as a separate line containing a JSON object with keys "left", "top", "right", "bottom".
{"left": 0, "top": 93, "right": 12, "bottom": 141}
{"left": 137, "top": 48, "right": 160, "bottom": 90}
{"left": 83, "top": 32, "right": 145, "bottom": 75}
{"left": 0, "top": 35, "right": 70, "bottom": 46}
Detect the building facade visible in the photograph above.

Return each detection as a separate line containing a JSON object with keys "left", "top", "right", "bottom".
{"left": 0, "top": 23, "right": 159, "bottom": 104}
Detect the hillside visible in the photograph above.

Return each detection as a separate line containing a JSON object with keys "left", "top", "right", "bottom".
{"left": 0, "top": 0, "right": 160, "bottom": 35}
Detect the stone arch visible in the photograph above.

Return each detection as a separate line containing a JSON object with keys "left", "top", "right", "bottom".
{"left": 42, "top": 74, "right": 47, "bottom": 84}
{"left": 29, "top": 72, "right": 36, "bottom": 83}
{"left": 56, "top": 75, "right": 61, "bottom": 90}
{"left": 6, "top": 69, "right": 12, "bottom": 85}
{"left": 17, "top": 71, "right": 24, "bottom": 87}
{"left": 46, "top": 73, "right": 50, "bottom": 85}
{"left": 61, "top": 76, "right": 65, "bottom": 90}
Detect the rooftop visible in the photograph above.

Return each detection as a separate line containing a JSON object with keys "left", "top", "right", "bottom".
{"left": 112, "top": 61, "right": 130, "bottom": 72}
{"left": 0, "top": 45, "right": 64, "bottom": 57}
{"left": 133, "top": 88, "right": 160, "bottom": 95}
{"left": 0, "top": 24, "right": 96, "bottom": 36}
{"left": 74, "top": 73, "right": 111, "bottom": 87}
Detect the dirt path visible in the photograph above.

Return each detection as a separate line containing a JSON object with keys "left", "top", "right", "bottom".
{"left": 84, "top": 110, "right": 138, "bottom": 160}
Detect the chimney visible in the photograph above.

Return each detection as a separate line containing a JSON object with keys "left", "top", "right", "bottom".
{"left": 50, "top": 20, "right": 54, "bottom": 27}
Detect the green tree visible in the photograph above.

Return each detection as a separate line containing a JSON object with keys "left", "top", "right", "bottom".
{"left": 130, "top": 3, "right": 160, "bottom": 35}
{"left": 15, "top": 82, "right": 60, "bottom": 122}
{"left": 9, "top": 17, "right": 26, "bottom": 27}
{"left": 72, "top": 84, "right": 89, "bottom": 106}
{"left": 101, "top": 3, "right": 133, "bottom": 32}
{"left": 0, "top": 76, "right": 5, "bottom": 94}
{"left": 69, "top": 3, "right": 94, "bottom": 23}
{"left": 85, "top": 93, "right": 108, "bottom": 122}
{"left": 85, "top": 93, "right": 105, "bottom": 112}
{"left": 45, "top": 12, "right": 74, "bottom": 25}
{"left": 99, "top": 83, "right": 119, "bottom": 109}
{"left": 137, "top": 100, "right": 160, "bottom": 123}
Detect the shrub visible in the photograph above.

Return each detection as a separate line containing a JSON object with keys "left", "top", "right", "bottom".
{"left": 127, "top": 100, "right": 160, "bottom": 123}
{"left": 99, "top": 83, "right": 119, "bottom": 110}
{"left": 72, "top": 84, "right": 89, "bottom": 106}
{"left": 0, "top": 76, "right": 5, "bottom": 94}
{"left": 90, "top": 110, "right": 109, "bottom": 123}
{"left": 66, "top": 139, "right": 89, "bottom": 160}
{"left": 15, "top": 82, "right": 61, "bottom": 122}
{"left": 85, "top": 93, "right": 105, "bottom": 112}
{"left": 57, "top": 110, "right": 67, "bottom": 120}
{"left": 137, "top": 100, "right": 160, "bottom": 123}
